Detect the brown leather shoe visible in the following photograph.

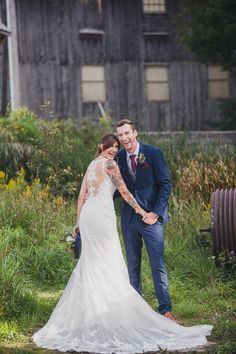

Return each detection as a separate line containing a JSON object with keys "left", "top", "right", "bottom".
{"left": 163, "top": 311, "right": 183, "bottom": 325}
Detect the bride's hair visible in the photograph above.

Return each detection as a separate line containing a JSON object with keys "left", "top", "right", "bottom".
{"left": 98, "top": 134, "right": 120, "bottom": 154}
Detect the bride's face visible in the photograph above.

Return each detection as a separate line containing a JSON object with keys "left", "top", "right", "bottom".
{"left": 101, "top": 142, "right": 119, "bottom": 160}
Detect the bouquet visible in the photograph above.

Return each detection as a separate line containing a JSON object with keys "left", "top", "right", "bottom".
{"left": 66, "top": 225, "right": 81, "bottom": 259}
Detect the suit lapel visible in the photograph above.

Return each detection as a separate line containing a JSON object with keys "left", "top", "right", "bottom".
{"left": 119, "top": 149, "right": 134, "bottom": 188}
{"left": 135, "top": 142, "right": 144, "bottom": 186}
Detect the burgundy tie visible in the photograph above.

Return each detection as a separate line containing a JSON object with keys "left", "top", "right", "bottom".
{"left": 130, "top": 154, "right": 137, "bottom": 173}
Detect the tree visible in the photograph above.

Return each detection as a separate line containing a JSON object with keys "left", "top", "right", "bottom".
{"left": 177, "top": 0, "right": 236, "bottom": 72}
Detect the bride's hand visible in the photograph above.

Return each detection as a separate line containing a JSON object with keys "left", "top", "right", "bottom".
{"left": 142, "top": 212, "right": 159, "bottom": 225}
{"left": 72, "top": 224, "right": 80, "bottom": 238}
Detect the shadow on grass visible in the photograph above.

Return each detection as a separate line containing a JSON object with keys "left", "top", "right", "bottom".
{"left": 0, "top": 345, "right": 58, "bottom": 354}
{"left": 0, "top": 343, "right": 222, "bottom": 354}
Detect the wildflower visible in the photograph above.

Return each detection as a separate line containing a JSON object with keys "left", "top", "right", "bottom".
{"left": 18, "top": 168, "right": 25, "bottom": 178}
{"left": 34, "top": 178, "right": 41, "bottom": 185}
{"left": 6, "top": 179, "right": 17, "bottom": 191}
{"left": 37, "top": 186, "right": 49, "bottom": 199}
{"left": 24, "top": 185, "right": 32, "bottom": 197}
{"left": 0, "top": 171, "right": 6, "bottom": 179}
{"left": 54, "top": 195, "right": 65, "bottom": 208}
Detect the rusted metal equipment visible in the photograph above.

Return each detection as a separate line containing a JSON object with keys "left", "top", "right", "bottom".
{"left": 210, "top": 188, "right": 236, "bottom": 256}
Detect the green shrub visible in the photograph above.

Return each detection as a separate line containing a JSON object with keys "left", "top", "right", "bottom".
{"left": 0, "top": 109, "right": 115, "bottom": 197}
{"left": 1, "top": 108, "right": 235, "bottom": 201}
{"left": 0, "top": 107, "right": 41, "bottom": 144}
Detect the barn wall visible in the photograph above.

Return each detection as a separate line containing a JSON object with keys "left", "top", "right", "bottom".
{"left": 8, "top": 0, "right": 236, "bottom": 130}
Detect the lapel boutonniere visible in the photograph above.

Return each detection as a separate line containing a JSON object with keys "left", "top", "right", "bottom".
{"left": 137, "top": 153, "right": 149, "bottom": 169}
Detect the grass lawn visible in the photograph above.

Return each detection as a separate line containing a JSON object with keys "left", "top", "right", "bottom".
{"left": 0, "top": 200, "right": 235, "bottom": 354}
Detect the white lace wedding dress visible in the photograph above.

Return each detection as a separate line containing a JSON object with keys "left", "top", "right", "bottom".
{"left": 33, "top": 157, "right": 212, "bottom": 353}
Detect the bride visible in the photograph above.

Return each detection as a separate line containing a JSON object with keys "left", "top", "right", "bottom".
{"left": 33, "top": 133, "right": 212, "bottom": 353}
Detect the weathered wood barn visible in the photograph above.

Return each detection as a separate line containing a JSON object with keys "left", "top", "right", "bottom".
{"left": 0, "top": 9, "right": 10, "bottom": 113}
{"left": 0, "top": 0, "right": 236, "bottom": 130}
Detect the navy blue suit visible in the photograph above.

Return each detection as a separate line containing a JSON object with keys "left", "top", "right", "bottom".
{"left": 117, "top": 142, "right": 172, "bottom": 314}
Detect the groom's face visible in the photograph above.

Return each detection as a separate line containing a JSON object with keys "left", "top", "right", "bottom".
{"left": 117, "top": 123, "right": 138, "bottom": 153}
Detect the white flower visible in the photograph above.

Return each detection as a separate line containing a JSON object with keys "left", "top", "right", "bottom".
{"left": 66, "top": 235, "right": 75, "bottom": 243}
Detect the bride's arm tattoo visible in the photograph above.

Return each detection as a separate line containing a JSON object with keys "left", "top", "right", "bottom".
{"left": 106, "top": 160, "right": 145, "bottom": 217}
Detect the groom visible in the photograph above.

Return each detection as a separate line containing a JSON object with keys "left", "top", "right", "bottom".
{"left": 116, "top": 119, "right": 178, "bottom": 322}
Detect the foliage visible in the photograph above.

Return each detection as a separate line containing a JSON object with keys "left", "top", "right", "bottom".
{"left": 0, "top": 108, "right": 235, "bottom": 203}
{"left": 0, "top": 107, "right": 40, "bottom": 144}
{"left": 140, "top": 134, "right": 235, "bottom": 203}
{"left": 175, "top": 154, "right": 235, "bottom": 203}
{"left": 0, "top": 108, "right": 114, "bottom": 197}
{"left": 0, "top": 109, "right": 37, "bottom": 182}
{"left": 177, "top": 0, "right": 236, "bottom": 72}
{"left": 218, "top": 99, "right": 236, "bottom": 130}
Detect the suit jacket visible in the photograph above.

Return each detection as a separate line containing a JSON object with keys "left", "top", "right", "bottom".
{"left": 116, "top": 142, "right": 172, "bottom": 230}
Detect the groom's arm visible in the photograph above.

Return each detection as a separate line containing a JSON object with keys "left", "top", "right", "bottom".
{"left": 106, "top": 160, "right": 146, "bottom": 217}
{"left": 152, "top": 148, "right": 172, "bottom": 220}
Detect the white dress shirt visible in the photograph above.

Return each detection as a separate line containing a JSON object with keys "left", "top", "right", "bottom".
{"left": 126, "top": 142, "right": 140, "bottom": 176}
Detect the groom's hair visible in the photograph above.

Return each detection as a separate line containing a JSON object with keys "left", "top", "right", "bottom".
{"left": 116, "top": 118, "right": 136, "bottom": 131}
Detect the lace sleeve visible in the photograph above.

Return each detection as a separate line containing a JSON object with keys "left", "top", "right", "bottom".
{"left": 105, "top": 160, "right": 146, "bottom": 217}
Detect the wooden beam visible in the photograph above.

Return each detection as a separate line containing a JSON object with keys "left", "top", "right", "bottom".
{"left": 0, "top": 19, "right": 11, "bottom": 36}
{"left": 6, "top": 0, "right": 20, "bottom": 110}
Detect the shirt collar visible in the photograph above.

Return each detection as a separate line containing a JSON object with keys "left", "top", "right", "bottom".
{"left": 126, "top": 142, "right": 140, "bottom": 158}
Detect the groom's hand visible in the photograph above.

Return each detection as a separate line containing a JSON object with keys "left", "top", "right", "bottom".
{"left": 142, "top": 212, "right": 159, "bottom": 225}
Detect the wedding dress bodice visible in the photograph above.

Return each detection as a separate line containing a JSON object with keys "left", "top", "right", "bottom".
{"left": 86, "top": 157, "right": 116, "bottom": 200}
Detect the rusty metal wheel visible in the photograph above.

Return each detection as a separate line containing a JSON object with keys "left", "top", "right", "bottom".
{"left": 210, "top": 188, "right": 236, "bottom": 256}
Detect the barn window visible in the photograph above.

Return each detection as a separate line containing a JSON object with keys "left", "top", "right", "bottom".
{"left": 145, "top": 65, "right": 169, "bottom": 101}
{"left": 208, "top": 65, "right": 229, "bottom": 99}
{"left": 81, "top": 66, "right": 106, "bottom": 102}
{"left": 143, "top": 0, "right": 166, "bottom": 13}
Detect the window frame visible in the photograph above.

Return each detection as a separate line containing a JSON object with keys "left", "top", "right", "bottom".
{"left": 81, "top": 65, "right": 106, "bottom": 103}
{"left": 207, "top": 65, "right": 229, "bottom": 99}
{"left": 145, "top": 64, "right": 170, "bottom": 102}
{"left": 142, "top": 0, "right": 166, "bottom": 13}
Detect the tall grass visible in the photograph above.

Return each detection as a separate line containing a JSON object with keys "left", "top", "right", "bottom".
{"left": 0, "top": 173, "right": 76, "bottom": 328}
{"left": 140, "top": 134, "right": 235, "bottom": 203}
